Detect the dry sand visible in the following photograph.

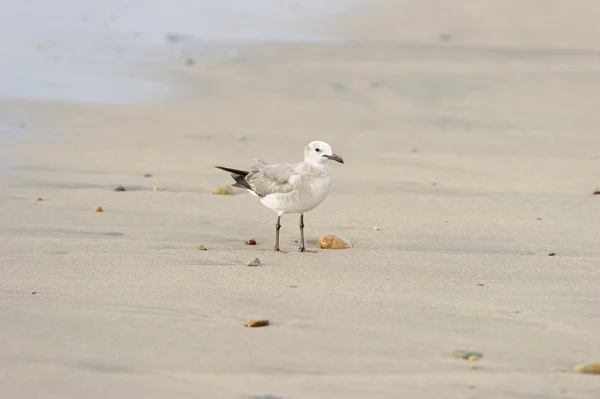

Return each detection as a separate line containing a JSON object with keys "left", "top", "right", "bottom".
{"left": 2, "top": 1, "right": 600, "bottom": 398}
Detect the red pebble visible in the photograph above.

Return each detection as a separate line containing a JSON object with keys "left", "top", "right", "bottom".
{"left": 245, "top": 239, "right": 257, "bottom": 245}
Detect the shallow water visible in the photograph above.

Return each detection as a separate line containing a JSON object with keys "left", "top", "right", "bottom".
{"left": 0, "top": 0, "right": 371, "bottom": 105}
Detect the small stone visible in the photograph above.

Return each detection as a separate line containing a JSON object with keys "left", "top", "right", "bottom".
{"left": 573, "top": 363, "right": 600, "bottom": 374}
{"left": 114, "top": 186, "right": 126, "bottom": 192}
{"left": 246, "top": 319, "right": 269, "bottom": 328}
{"left": 536, "top": 217, "right": 543, "bottom": 220}
{"left": 94, "top": 206, "right": 104, "bottom": 213}
{"left": 36, "top": 198, "right": 43, "bottom": 201}
{"left": 372, "top": 226, "right": 380, "bottom": 231}
{"left": 198, "top": 245, "right": 207, "bottom": 251}
{"left": 153, "top": 186, "right": 160, "bottom": 191}
{"left": 246, "top": 257, "right": 261, "bottom": 267}
{"left": 185, "top": 57, "right": 195, "bottom": 66}
{"left": 453, "top": 350, "right": 484, "bottom": 360}
{"left": 548, "top": 252, "right": 556, "bottom": 256}
{"left": 213, "top": 186, "right": 233, "bottom": 195}
{"left": 245, "top": 239, "right": 257, "bottom": 245}
{"left": 31, "top": 291, "right": 36, "bottom": 295}
{"left": 165, "top": 33, "right": 184, "bottom": 43}
{"left": 593, "top": 189, "right": 600, "bottom": 195}
{"left": 143, "top": 173, "right": 153, "bottom": 178}
{"left": 477, "top": 283, "right": 484, "bottom": 286}
{"left": 318, "top": 234, "right": 352, "bottom": 249}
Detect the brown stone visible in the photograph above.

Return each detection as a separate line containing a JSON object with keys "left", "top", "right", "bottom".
{"left": 318, "top": 234, "right": 352, "bottom": 249}
{"left": 94, "top": 206, "right": 104, "bottom": 212}
{"left": 246, "top": 319, "right": 269, "bottom": 328}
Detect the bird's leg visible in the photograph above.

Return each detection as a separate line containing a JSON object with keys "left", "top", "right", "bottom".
{"left": 299, "top": 213, "right": 305, "bottom": 252}
{"left": 275, "top": 216, "right": 281, "bottom": 251}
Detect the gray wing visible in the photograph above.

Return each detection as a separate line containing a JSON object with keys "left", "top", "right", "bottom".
{"left": 246, "top": 163, "right": 299, "bottom": 197}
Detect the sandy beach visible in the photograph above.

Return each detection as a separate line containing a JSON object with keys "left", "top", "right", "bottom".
{"left": 2, "top": 1, "right": 600, "bottom": 398}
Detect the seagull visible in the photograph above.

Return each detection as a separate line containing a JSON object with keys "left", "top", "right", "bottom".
{"left": 215, "top": 141, "right": 344, "bottom": 251}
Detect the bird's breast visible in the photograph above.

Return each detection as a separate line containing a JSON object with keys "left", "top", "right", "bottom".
{"left": 260, "top": 175, "right": 332, "bottom": 214}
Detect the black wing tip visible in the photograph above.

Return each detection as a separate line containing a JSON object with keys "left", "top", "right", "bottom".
{"left": 215, "top": 165, "right": 250, "bottom": 177}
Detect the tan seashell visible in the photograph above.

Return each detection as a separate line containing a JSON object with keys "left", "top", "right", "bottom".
{"left": 573, "top": 363, "right": 600, "bottom": 374}
{"left": 246, "top": 319, "right": 269, "bottom": 328}
{"left": 212, "top": 186, "right": 233, "bottom": 195}
{"left": 198, "top": 245, "right": 207, "bottom": 251}
{"left": 318, "top": 234, "right": 352, "bottom": 249}
{"left": 153, "top": 186, "right": 160, "bottom": 191}
{"left": 94, "top": 206, "right": 104, "bottom": 212}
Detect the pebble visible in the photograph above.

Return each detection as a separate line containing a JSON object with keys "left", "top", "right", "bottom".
{"left": 573, "top": 363, "right": 600, "bottom": 374}
{"left": 246, "top": 258, "right": 261, "bottom": 267}
{"left": 165, "top": 33, "right": 184, "bottom": 43}
{"left": 593, "top": 189, "right": 600, "bottom": 195}
{"left": 245, "top": 239, "right": 257, "bottom": 245}
{"left": 317, "top": 234, "right": 352, "bottom": 249}
{"left": 185, "top": 57, "right": 195, "bottom": 66}
{"left": 153, "top": 186, "right": 160, "bottom": 192}
{"left": 246, "top": 319, "right": 269, "bottom": 328}
{"left": 453, "top": 350, "right": 484, "bottom": 360}
{"left": 548, "top": 252, "right": 556, "bottom": 256}
{"left": 213, "top": 186, "right": 233, "bottom": 195}
{"left": 372, "top": 226, "right": 380, "bottom": 231}
{"left": 36, "top": 198, "right": 43, "bottom": 201}
{"left": 198, "top": 245, "right": 207, "bottom": 251}
{"left": 114, "top": 186, "right": 126, "bottom": 192}
{"left": 143, "top": 173, "right": 153, "bottom": 178}
{"left": 94, "top": 206, "right": 104, "bottom": 213}
{"left": 31, "top": 291, "right": 36, "bottom": 295}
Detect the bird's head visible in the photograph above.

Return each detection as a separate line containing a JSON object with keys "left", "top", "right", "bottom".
{"left": 304, "top": 141, "right": 344, "bottom": 165}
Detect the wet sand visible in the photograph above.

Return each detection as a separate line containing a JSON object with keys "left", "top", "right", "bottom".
{"left": 2, "top": 1, "right": 600, "bottom": 398}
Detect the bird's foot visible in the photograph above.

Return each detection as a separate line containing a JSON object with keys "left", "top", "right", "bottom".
{"left": 298, "top": 246, "right": 305, "bottom": 252}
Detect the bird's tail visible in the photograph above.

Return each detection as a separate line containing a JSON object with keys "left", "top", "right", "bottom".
{"left": 215, "top": 166, "right": 253, "bottom": 191}
{"left": 215, "top": 166, "right": 249, "bottom": 176}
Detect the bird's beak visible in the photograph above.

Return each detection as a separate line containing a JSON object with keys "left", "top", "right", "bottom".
{"left": 323, "top": 153, "right": 344, "bottom": 164}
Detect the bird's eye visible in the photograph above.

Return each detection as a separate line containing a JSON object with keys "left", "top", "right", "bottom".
{"left": 315, "top": 148, "right": 320, "bottom": 152}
